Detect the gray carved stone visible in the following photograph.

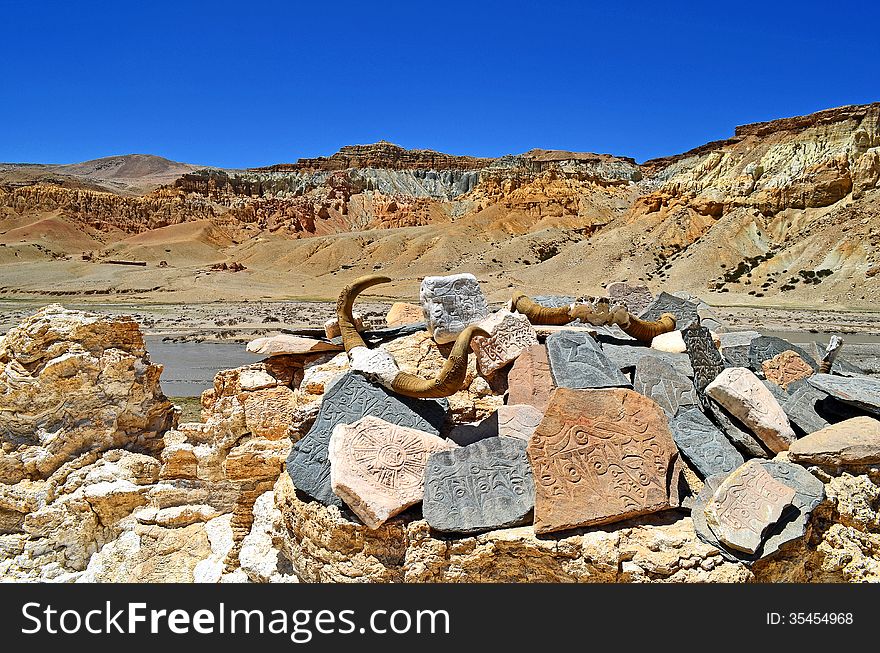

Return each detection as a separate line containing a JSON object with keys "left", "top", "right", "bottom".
{"left": 423, "top": 437, "right": 534, "bottom": 534}
{"left": 807, "top": 341, "right": 864, "bottom": 376}
{"left": 633, "top": 356, "right": 698, "bottom": 417}
{"left": 718, "top": 331, "right": 761, "bottom": 367}
{"left": 639, "top": 292, "right": 701, "bottom": 329}
{"left": 420, "top": 273, "right": 489, "bottom": 344}
{"left": 286, "top": 372, "right": 448, "bottom": 507}
{"left": 748, "top": 336, "right": 818, "bottom": 374}
{"left": 601, "top": 344, "right": 694, "bottom": 378}
{"left": 670, "top": 408, "right": 744, "bottom": 478}
{"left": 706, "top": 399, "right": 770, "bottom": 458}
{"left": 763, "top": 380, "right": 829, "bottom": 435}
{"left": 606, "top": 282, "right": 654, "bottom": 315}
{"left": 682, "top": 323, "right": 726, "bottom": 392}
{"left": 546, "top": 331, "right": 631, "bottom": 389}
{"left": 808, "top": 373, "right": 880, "bottom": 416}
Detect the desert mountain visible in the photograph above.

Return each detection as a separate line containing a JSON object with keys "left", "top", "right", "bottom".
{"left": 0, "top": 104, "right": 878, "bottom": 307}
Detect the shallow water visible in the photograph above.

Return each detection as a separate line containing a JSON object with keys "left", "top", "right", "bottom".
{"left": 146, "top": 336, "right": 261, "bottom": 397}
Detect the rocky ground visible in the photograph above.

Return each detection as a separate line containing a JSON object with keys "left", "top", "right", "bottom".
{"left": 2, "top": 288, "right": 880, "bottom": 583}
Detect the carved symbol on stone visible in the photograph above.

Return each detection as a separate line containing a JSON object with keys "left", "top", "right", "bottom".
{"left": 420, "top": 273, "right": 489, "bottom": 344}
{"left": 546, "top": 331, "right": 631, "bottom": 389}
{"left": 639, "top": 292, "right": 700, "bottom": 329}
{"left": 633, "top": 356, "right": 698, "bottom": 417}
{"left": 762, "top": 350, "right": 814, "bottom": 390}
{"left": 506, "top": 344, "right": 554, "bottom": 412}
{"left": 669, "top": 408, "right": 744, "bottom": 478}
{"left": 748, "top": 336, "right": 818, "bottom": 374}
{"left": 471, "top": 310, "right": 539, "bottom": 375}
{"left": 682, "top": 323, "right": 725, "bottom": 393}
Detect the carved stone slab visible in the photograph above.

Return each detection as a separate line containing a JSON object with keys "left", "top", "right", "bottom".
{"left": 329, "top": 416, "right": 453, "bottom": 528}
{"left": 762, "top": 350, "right": 814, "bottom": 390}
{"left": 385, "top": 302, "right": 425, "bottom": 327}
{"left": 706, "top": 399, "right": 770, "bottom": 457}
{"left": 633, "top": 356, "right": 698, "bottom": 417}
{"left": 532, "top": 295, "right": 576, "bottom": 308}
{"left": 763, "top": 379, "right": 829, "bottom": 435}
{"left": 601, "top": 344, "right": 694, "bottom": 378}
{"left": 670, "top": 408, "right": 744, "bottom": 478}
{"left": 606, "top": 282, "right": 654, "bottom": 315}
{"left": 546, "top": 331, "right": 631, "bottom": 389}
{"left": 639, "top": 292, "right": 700, "bottom": 329}
{"left": 423, "top": 437, "right": 534, "bottom": 534}
{"left": 807, "top": 373, "right": 880, "bottom": 416}
{"left": 506, "top": 344, "right": 554, "bottom": 412}
{"left": 286, "top": 372, "right": 448, "bottom": 507}
{"left": 748, "top": 336, "right": 818, "bottom": 374}
{"left": 528, "top": 388, "right": 677, "bottom": 534}
{"left": 682, "top": 323, "right": 726, "bottom": 392}
{"left": 718, "top": 330, "right": 761, "bottom": 368}
{"left": 705, "top": 367, "right": 796, "bottom": 453}
{"left": 704, "top": 460, "right": 796, "bottom": 554}
{"left": 788, "top": 416, "right": 880, "bottom": 465}
{"left": 471, "top": 309, "right": 538, "bottom": 376}
{"left": 420, "top": 273, "right": 489, "bottom": 344}
{"left": 497, "top": 404, "right": 544, "bottom": 441}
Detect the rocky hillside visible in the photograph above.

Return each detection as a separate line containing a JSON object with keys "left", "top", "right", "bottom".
{"left": 0, "top": 104, "right": 878, "bottom": 307}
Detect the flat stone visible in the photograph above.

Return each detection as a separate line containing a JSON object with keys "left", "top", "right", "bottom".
{"left": 328, "top": 323, "right": 427, "bottom": 348}
{"left": 748, "top": 336, "right": 818, "bottom": 374}
{"left": 763, "top": 380, "right": 829, "bottom": 435}
{"left": 639, "top": 292, "right": 701, "bottom": 329}
{"left": 328, "top": 415, "right": 453, "bottom": 529}
{"left": 286, "top": 372, "right": 448, "bottom": 507}
{"left": 385, "top": 302, "right": 425, "bottom": 327}
{"left": 807, "top": 374, "right": 880, "bottom": 416}
{"left": 788, "top": 416, "right": 880, "bottom": 465}
{"left": 420, "top": 273, "right": 489, "bottom": 344}
{"left": 471, "top": 309, "right": 538, "bottom": 376}
{"left": 423, "top": 437, "right": 534, "bottom": 534}
{"left": 650, "top": 330, "right": 687, "bottom": 353}
{"left": 546, "top": 331, "right": 631, "bottom": 389}
{"left": 706, "top": 367, "right": 796, "bottom": 453}
{"left": 601, "top": 343, "right": 694, "bottom": 378}
{"left": 632, "top": 356, "right": 698, "bottom": 417}
{"left": 606, "top": 282, "right": 654, "bottom": 315}
{"left": 506, "top": 344, "right": 554, "bottom": 411}
{"left": 528, "top": 388, "right": 677, "bottom": 534}
{"left": 704, "top": 460, "right": 796, "bottom": 554}
{"left": 761, "top": 350, "right": 815, "bottom": 390}
{"left": 497, "top": 404, "right": 543, "bottom": 441}
{"left": 669, "top": 408, "right": 744, "bottom": 478}
{"left": 706, "top": 399, "right": 770, "bottom": 457}
{"left": 718, "top": 331, "right": 761, "bottom": 367}
{"left": 682, "top": 323, "right": 726, "bottom": 392}
{"left": 246, "top": 334, "right": 341, "bottom": 356}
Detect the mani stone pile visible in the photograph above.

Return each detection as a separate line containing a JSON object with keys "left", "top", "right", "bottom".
{"left": 282, "top": 274, "right": 880, "bottom": 562}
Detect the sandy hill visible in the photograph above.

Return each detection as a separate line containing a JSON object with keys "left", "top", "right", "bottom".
{"left": 0, "top": 104, "right": 878, "bottom": 307}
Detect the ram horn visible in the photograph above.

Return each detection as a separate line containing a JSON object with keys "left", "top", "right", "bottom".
{"left": 390, "top": 324, "right": 490, "bottom": 398}
{"left": 818, "top": 335, "right": 844, "bottom": 374}
{"left": 619, "top": 312, "right": 677, "bottom": 342}
{"left": 337, "top": 274, "right": 391, "bottom": 352}
{"left": 511, "top": 293, "right": 572, "bottom": 325}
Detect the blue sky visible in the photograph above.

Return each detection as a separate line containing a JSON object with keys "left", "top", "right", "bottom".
{"left": 1, "top": 0, "right": 877, "bottom": 167}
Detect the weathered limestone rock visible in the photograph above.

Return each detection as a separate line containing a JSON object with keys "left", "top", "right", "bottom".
{"left": 301, "top": 352, "right": 349, "bottom": 395}
{"left": 808, "top": 374, "right": 880, "bottom": 416}
{"left": 0, "top": 304, "right": 176, "bottom": 484}
{"left": 506, "top": 344, "right": 554, "bottom": 412}
{"left": 329, "top": 416, "right": 452, "bottom": 529}
{"left": 651, "top": 330, "right": 687, "bottom": 353}
{"left": 528, "top": 388, "right": 677, "bottom": 534}
{"left": 497, "top": 404, "right": 543, "bottom": 441}
{"left": 706, "top": 367, "right": 796, "bottom": 452}
{"left": 682, "top": 323, "right": 726, "bottom": 392}
{"left": 385, "top": 302, "right": 425, "bottom": 327}
{"left": 286, "top": 372, "right": 447, "bottom": 507}
{"left": 762, "top": 350, "right": 814, "bottom": 390}
{"left": 420, "top": 273, "right": 489, "bottom": 344}
{"left": 546, "top": 331, "right": 631, "bottom": 389}
{"left": 246, "top": 334, "right": 340, "bottom": 356}
{"left": 789, "top": 417, "right": 880, "bottom": 465}
{"left": 704, "top": 461, "right": 796, "bottom": 554}
{"left": 471, "top": 309, "right": 538, "bottom": 376}
{"left": 756, "top": 460, "right": 826, "bottom": 559}
{"left": 423, "top": 437, "right": 533, "bottom": 534}
{"left": 669, "top": 409, "right": 744, "bottom": 478}
{"left": 748, "top": 336, "right": 818, "bottom": 374}
{"left": 238, "top": 490, "right": 297, "bottom": 583}
{"left": 606, "top": 282, "right": 654, "bottom": 315}
{"left": 632, "top": 356, "right": 698, "bottom": 417}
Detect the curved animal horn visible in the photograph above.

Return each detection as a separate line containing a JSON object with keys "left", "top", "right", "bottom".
{"left": 620, "top": 312, "right": 676, "bottom": 342}
{"left": 337, "top": 275, "right": 391, "bottom": 352}
{"left": 511, "top": 293, "right": 572, "bottom": 325}
{"left": 390, "top": 325, "right": 489, "bottom": 398}
{"left": 819, "top": 335, "right": 844, "bottom": 374}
